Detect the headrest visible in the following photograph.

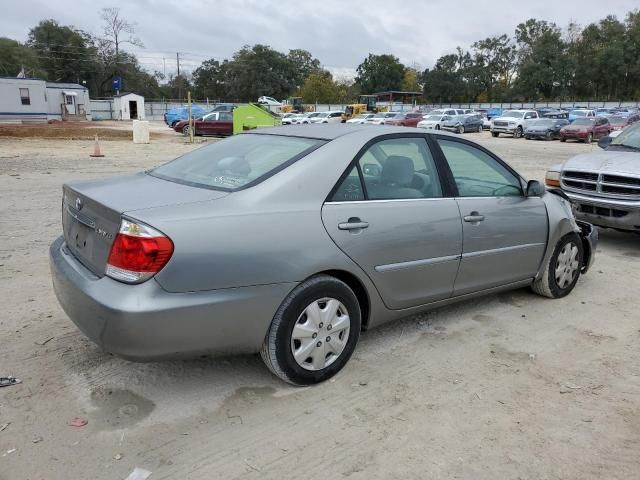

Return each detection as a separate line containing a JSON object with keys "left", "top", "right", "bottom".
{"left": 217, "top": 156, "right": 251, "bottom": 176}
{"left": 381, "top": 155, "right": 414, "bottom": 187}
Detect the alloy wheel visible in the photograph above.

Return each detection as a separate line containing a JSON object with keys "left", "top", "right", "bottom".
{"left": 290, "top": 297, "right": 351, "bottom": 371}
{"left": 555, "top": 242, "right": 580, "bottom": 289}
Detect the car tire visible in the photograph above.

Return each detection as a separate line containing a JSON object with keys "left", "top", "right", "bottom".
{"left": 584, "top": 133, "right": 593, "bottom": 144}
{"left": 492, "top": 132, "right": 499, "bottom": 137}
{"left": 514, "top": 126, "right": 523, "bottom": 138}
{"left": 260, "top": 275, "right": 361, "bottom": 385}
{"left": 560, "top": 137, "right": 566, "bottom": 142}
{"left": 435, "top": 124, "right": 440, "bottom": 130}
{"left": 182, "top": 125, "right": 191, "bottom": 136}
{"left": 457, "top": 126, "right": 464, "bottom": 134}
{"left": 531, "top": 233, "right": 583, "bottom": 299}
{"left": 546, "top": 131, "right": 552, "bottom": 140}
{"left": 477, "top": 124, "right": 482, "bottom": 133}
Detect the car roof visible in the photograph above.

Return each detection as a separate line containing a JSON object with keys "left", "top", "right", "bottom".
{"left": 249, "top": 124, "right": 469, "bottom": 141}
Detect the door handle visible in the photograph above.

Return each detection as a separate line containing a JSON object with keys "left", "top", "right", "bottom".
{"left": 463, "top": 211, "right": 485, "bottom": 223}
{"left": 338, "top": 218, "right": 369, "bottom": 230}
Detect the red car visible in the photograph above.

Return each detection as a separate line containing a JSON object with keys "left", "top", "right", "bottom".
{"left": 173, "top": 111, "right": 234, "bottom": 137}
{"left": 383, "top": 112, "right": 425, "bottom": 127}
{"left": 608, "top": 114, "right": 640, "bottom": 131}
{"left": 560, "top": 117, "right": 611, "bottom": 143}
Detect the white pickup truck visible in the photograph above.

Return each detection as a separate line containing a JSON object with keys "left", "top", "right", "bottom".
{"left": 491, "top": 109, "right": 539, "bottom": 138}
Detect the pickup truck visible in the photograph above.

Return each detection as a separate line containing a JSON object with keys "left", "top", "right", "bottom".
{"left": 491, "top": 110, "right": 539, "bottom": 138}
{"left": 545, "top": 122, "right": 640, "bottom": 232}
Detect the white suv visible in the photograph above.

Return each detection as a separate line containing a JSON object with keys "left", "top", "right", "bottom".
{"left": 491, "top": 110, "right": 539, "bottom": 138}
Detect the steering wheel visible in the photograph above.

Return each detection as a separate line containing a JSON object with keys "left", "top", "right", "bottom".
{"left": 493, "top": 184, "right": 521, "bottom": 196}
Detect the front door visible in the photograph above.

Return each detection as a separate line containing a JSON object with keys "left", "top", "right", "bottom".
{"left": 322, "top": 135, "right": 462, "bottom": 310}
{"left": 433, "top": 136, "right": 548, "bottom": 295}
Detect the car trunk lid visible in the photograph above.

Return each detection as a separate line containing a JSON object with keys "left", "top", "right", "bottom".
{"left": 62, "top": 173, "right": 228, "bottom": 276}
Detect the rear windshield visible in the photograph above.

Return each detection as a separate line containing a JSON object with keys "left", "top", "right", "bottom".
{"left": 150, "top": 134, "right": 324, "bottom": 191}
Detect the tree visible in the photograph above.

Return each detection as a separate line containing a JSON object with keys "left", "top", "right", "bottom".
{"left": 192, "top": 59, "right": 229, "bottom": 100}
{"left": 99, "top": 7, "right": 143, "bottom": 67}
{"left": 27, "top": 20, "right": 98, "bottom": 84}
{"left": 401, "top": 67, "right": 420, "bottom": 92}
{"left": 471, "top": 35, "right": 517, "bottom": 100}
{"left": 286, "top": 49, "right": 322, "bottom": 88}
{"left": 299, "top": 71, "right": 342, "bottom": 103}
{"left": 355, "top": 54, "right": 405, "bottom": 93}
{"left": 0, "top": 38, "right": 44, "bottom": 77}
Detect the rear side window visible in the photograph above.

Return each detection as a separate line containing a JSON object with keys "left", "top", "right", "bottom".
{"left": 437, "top": 139, "right": 522, "bottom": 197}
{"left": 151, "top": 134, "right": 323, "bottom": 191}
{"left": 331, "top": 137, "right": 443, "bottom": 201}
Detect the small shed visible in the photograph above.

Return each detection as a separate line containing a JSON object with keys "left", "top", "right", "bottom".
{"left": 113, "top": 93, "right": 145, "bottom": 120}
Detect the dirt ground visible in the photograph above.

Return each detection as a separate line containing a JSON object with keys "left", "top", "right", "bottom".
{"left": 1, "top": 123, "right": 639, "bottom": 480}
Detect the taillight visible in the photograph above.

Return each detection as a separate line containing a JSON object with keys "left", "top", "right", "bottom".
{"left": 106, "top": 219, "right": 173, "bottom": 284}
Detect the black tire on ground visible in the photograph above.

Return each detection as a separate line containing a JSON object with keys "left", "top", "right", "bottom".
{"left": 492, "top": 132, "right": 499, "bottom": 137}
{"left": 435, "top": 124, "right": 440, "bottom": 130}
{"left": 477, "top": 124, "right": 482, "bottom": 133}
{"left": 260, "top": 275, "right": 362, "bottom": 385}
{"left": 560, "top": 137, "right": 566, "bottom": 142}
{"left": 525, "top": 136, "right": 531, "bottom": 140}
{"left": 584, "top": 133, "right": 593, "bottom": 144}
{"left": 531, "top": 233, "right": 583, "bottom": 299}
{"left": 182, "top": 125, "right": 191, "bottom": 136}
{"left": 514, "top": 126, "right": 523, "bottom": 138}
{"left": 457, "top": 125, "right": 464, "bottom": 134}
{"left": 546, "top": 131, "right": 552, "bottom": 140}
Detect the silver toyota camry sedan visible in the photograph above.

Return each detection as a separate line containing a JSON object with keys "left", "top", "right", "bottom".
{"left": 50, "top": 125, "right": 597, "bottom": 385}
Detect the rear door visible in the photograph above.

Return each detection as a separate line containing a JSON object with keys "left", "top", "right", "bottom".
{"left": 322, "top": 134, "right": 462, "bottom": 310}
{"left": 433, "top": 136, "right": 548, "bottom": 295}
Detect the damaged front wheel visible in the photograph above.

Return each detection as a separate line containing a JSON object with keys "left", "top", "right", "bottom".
{"left": 532, "top": 233, "right": 583, "bottom": 299}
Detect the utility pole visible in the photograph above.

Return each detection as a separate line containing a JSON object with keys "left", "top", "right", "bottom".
{"left": 176, "top": 52, "right": 181, "bottom": 101}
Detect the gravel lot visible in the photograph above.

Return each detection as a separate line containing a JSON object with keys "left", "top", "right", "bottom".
{"left": 1, "top": 124, "right": 639, "bottom": 480}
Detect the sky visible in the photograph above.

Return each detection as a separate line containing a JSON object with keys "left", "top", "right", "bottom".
{"left": 2, "top": 0, "right": 638, "bottom": 79}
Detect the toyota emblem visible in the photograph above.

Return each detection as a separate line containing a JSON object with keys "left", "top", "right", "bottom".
{"left": 75, "top": 197, "right": 83, "bottom": 210}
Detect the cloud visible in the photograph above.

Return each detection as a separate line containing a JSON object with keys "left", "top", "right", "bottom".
{"left": 2, "top": 0, "right": 638, "bottom": 76}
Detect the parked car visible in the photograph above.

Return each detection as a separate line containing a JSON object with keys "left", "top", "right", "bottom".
{"left": 491, "top": 110, "right": 539, "bottom": 138}
{"left": 292, "top": 112, "right": 320, "bottom": 124}
{"left": 417, "top": 114, "right": 452, "bottom": 130}
{"left": 524, "top": 119, "right": 569, "bottom": 140}
{"left": 543, "top": 110, "right": 570, "bottom": 120}
{"left": 50, "top": 125, "right": 596, "bottom": 385}
{"left": 310, "top": 111, "right": 345, "bottom": 124}
{"left": 481, "top": 115, "right": 492, "bottom": 129}
{"left": 173, "top": 111, "right": 234, "bottom": 137}
{"left": 607, "top": 114, "right": 640, "bottom": 131}
{"left": 163, "top": 105, "right": 208, "bottom": 127}
{"left": 366, "top": 112, "right": 398, "bottom": 125}
{"left": 429, "top": 108, "right": 458, "bottom": 117}
{"left": 346, "top": 113, "right": 375, "bottom": 124}
{"left": 383, "top": 112, "right": 425, "bottom": 127}
{"left": 258, "top": 96, "right": 282, "bottom": 107}
{"left": 441, "top": 114, "right": 483, "bottom": 134}
{"left": 281, "top": 113, "right": 300, "bottom": 125}
{"left": 595, "top": 108, "right": 614, "bottom": 117}
{"left": 560, "top": 117, "right": 611, "bottom": 143}
{"left": 568, "top": 109, "right": 596, "bottom": 123}
{"left": 546, "top": 122, "right": 640, "bottom": 232}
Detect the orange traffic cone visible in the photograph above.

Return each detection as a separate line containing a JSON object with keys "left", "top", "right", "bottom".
{"left": 90, "top": 134, "right": 104, "bottom": 157}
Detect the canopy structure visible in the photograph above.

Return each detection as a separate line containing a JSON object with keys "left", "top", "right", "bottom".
{"left": 62, "top": 91, "right": 78, "bottom": 96}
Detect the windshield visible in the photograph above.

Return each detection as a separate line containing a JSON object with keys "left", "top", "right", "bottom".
{"left": 572, "top": 118, "right": 594, "bottom": 126}
{"left": 448, "top": 115, "right": 464, "bottom": 122}
{"left": 608, "top": 116, "right": 626, "bottom": 124}
{"left": 501, "top": 110, "right": 523, "bottom": 118}
{"left": 355, "top": 114, "right": 370, "bottom": 119}
{"left": 529, "top": 119, "right": 554, "bottom": 127}
{"left": 317, "top": 112, "right": 330, "bottom": 118}
{"left": 307, "top": 112, "right": 321, "bottom": 118}
{"left": 150, "top": 134, "right": 324, "bottom": 191}
{"left": 425, "top": 115, "right": 442, "bottom": 121}
{"left": 570, "top": 110, "right": 589, "bottom": 117}
{"left": 610, "top": 123, "right": 640, "bottom": 149}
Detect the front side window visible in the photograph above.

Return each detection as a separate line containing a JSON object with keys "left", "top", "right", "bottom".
{"left": 437, "top": 139, "right": 522, "bottom": 197}
{"left": 151, "top": 134, "right": 323, "bottom": 191}
{"left": 19, "top": 88, "right": 30, "bottom": 105}
{"left": 331, "top": 137, "right": 442, "bottom": 201}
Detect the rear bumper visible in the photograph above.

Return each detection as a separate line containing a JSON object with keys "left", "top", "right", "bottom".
{"left": 49, "top": 236, "right": 295, "bottom": 360}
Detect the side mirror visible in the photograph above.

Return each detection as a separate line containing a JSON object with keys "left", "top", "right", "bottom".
{"left": 526, "top": 180, "right": 545, "bottom": 197}
{"left": 598, "top": 136, "right": 612, "bottom": 149}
